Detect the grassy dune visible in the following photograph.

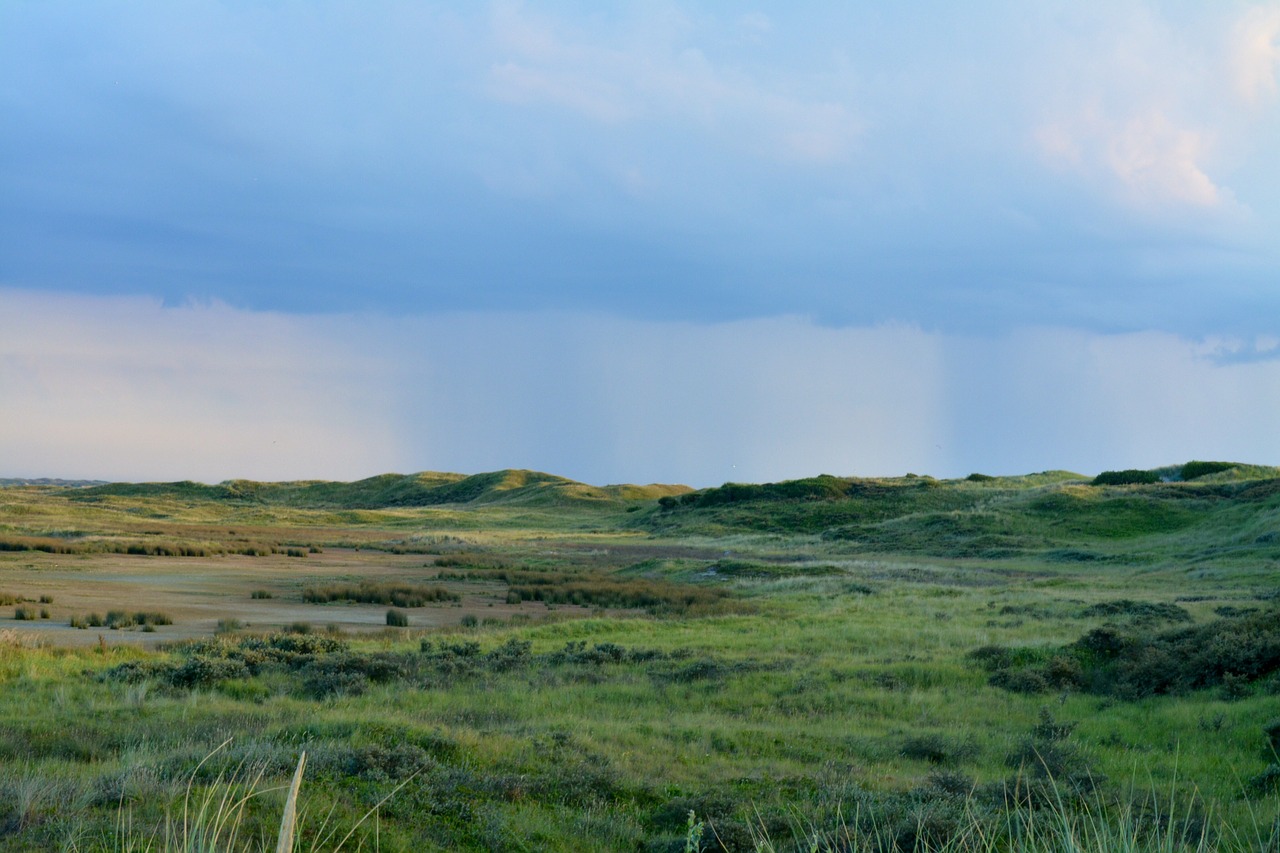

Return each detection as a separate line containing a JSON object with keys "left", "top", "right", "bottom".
{"left": 0, "top": 464, "right": 1276, "bottom": 849}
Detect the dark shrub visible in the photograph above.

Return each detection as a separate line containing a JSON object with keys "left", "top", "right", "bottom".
{"left": 1044, "top": 655, "right": 1084, "bottom": 689}
{"left": 1181, "top": 461, "right": 1235, "bottom": 481}
{"left": 1080, "top": 600, "right": 1191, "bottom": 623}
{"left": 657, "top": 659, "right": 727, "bottom": 683}
{"left": 1265, "top": 719, "right": 1280, "bottom": 754}
{"left": 1248, "top": 764, "right": 1280, "bottom": 796}
{"left": 302, "top": 667, "right": 369, "bottom": 699}
{"left": 1074, "top": 626, "right": 1132, "bottom": 658}
{"left": 968, "top": 644, "right": 1014, "bottom": 670}
{"left": 987, "top": 608, "right": 1280, "bottom": 699}
{"left": 1091, "top": 469, "right": 1160, "bottom": 486}
{"left": 169, "top": 655, "right": 250, "bottom": 689}
{"left": 922, "top": 769, "right": 975, "bottom": 798}
{"left": 386, "top": 608, "right": 409, "bottom": 627}
{"left": 1006, "top": 710, "right": 1088, "bottom": 781}
{"left": 990, "top": 668, "right": 1050, "bottom": 694}
{"left": 485, "top": 638, "right": 532, "bottom": 671}
{"left": 900, "top": 733, "right": 976, "bottom": 765}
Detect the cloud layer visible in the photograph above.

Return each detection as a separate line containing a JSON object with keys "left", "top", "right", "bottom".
{"left": 3, "top": 2, "right": 1280, "bottom": 333}
{"left": 4, "top": 290, "right": 1276, "bottom": 485}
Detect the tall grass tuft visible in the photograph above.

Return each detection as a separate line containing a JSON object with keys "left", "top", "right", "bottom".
{"left": 78, "top": 741, "right": 418, "bottom": 853}
{"left": 741, "top": 771, "right": 1278, "bottom": 852}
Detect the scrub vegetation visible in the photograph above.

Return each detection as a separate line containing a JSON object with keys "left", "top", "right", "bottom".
{"left": 0, "top": 462, "right": 1277, "bottom": 850}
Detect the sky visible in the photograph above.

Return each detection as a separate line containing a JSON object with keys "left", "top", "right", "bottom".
{"left": 3, "top": 1, "right": 1280, "bottom": 486}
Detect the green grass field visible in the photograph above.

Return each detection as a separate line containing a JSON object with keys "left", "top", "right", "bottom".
{"left": 0, "top": 462, "right": 1276, "bottom": 850}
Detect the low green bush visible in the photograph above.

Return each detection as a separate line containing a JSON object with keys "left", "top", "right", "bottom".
{"left": 1181, "top": 460, "right": 1236, "bottom": 480}
{"left": 1264, "top": 719, "right": 1280, "bottom": 754}
{"left": 899, "top": 733, "right": 978, "bottom": 765}
{"left": 1091, "top": 469, "right": 1160, "bottom": 486}
{"left": 1079, "top": 599, "right": 1191, "bottom": 623}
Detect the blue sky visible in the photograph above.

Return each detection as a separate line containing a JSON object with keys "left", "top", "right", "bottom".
{"left": 3, "top": 2, "right": 1280, "bottom": 485}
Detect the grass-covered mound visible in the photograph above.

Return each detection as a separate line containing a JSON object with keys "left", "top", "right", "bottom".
{"left": 642, "top": 464, "right": 1280, "bottom": 563}
{"left": 71, "top": 469, "right": 692, "bottom": 510}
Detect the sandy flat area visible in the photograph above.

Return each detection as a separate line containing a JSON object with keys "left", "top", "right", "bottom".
{"left": 0, "top": 548, "right": 560, "bottom": 648}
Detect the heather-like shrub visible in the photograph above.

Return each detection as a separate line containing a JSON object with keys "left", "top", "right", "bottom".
{"left": 1181, "top": 460, "right": 1236, "bottom": 480}
{"left": 1091, "top": 469, "right": 1160, "bottom": 486}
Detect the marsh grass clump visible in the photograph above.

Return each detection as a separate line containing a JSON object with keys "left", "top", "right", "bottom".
{"left": 13, "top": 606, "right": 36, "bottom": 621}
{"left": 302, "top": 580, "right": 459, "bottom": 607}
{"left": 385, "top": 608, "right": 409, "bottom": 627}
{"left": 69, "top": 612, "right": 105, "bottom": 628}
{"left": 100, "top": 610, "right": 173, "bottom": 629}
{"left": 250, "top": 589, "right": 272, "bottom": 599}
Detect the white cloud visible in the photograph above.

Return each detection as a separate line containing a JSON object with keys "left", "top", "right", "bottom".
{"left": 1021, "top": 2, "right": 1270, "bottom": 213}
{"left": 1231, "top": 5, "right": 1280, "bottom": 104}
{"left": 1106, "top": 110, "right": 1222, "bottom": 207}
{"left": 1037, "top": 106, "right": 1224, "bottom": 208}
